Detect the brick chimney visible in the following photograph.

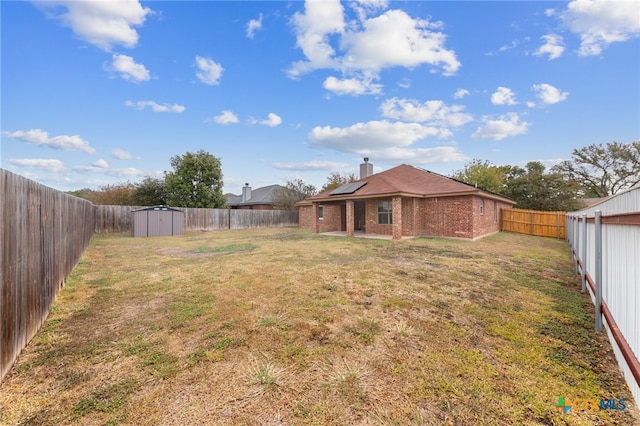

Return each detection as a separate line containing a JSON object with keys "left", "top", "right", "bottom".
{"left": 241, "top": 183, "right": 251, "bottom": 202}
{"left": 360, "top": 157, "right": 373, "bottom": 179}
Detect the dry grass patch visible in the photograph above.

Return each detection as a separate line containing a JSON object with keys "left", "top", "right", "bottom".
{"left": 0, "top": 228, "right": 637, "bottom": 425}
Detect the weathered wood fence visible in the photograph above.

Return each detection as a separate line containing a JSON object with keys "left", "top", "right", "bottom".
{"left": 1, "top": 169, "right": 95, "bottom": 382}
{"left": 1, "top": 171, "right": 300, "bottom": 383}
{"left": 95, "top": 205, "right": 298, "bottom": 233}
{"left": 501, "top": 208, "right": 566, "bottom": 239}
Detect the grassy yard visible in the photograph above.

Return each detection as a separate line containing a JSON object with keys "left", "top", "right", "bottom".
{"left": 0, "top": 228, "right": 637, "bottom": 425}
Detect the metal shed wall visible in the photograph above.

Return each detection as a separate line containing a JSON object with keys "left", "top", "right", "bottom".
{"left": 132, "top": 207, "right": 184, "bottom": 237}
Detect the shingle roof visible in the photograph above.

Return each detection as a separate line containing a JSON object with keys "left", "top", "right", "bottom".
{"left": 299, "top": 164, "right": 515, "bottom": 204}
{"left": 226, "top": 184, "right": 284, "bottom": 206}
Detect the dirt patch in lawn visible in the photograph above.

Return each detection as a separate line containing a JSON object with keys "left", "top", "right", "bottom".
{"left": 1, "top": 228, "right": 637, "bottom": 425}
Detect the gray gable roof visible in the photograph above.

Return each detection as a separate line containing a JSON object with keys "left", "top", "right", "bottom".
{"left": 226, "top": 184, "right": 285, "bottom": 206}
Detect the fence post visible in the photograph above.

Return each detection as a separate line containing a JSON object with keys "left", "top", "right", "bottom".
{"left": 556, "top": 211, "right": 560, "bottom": 239}
{"left": 581, "top": 214, "right": 587, "bottom": 293}
{"left": 574, "top": 215, "right": 580, "bottom": 274}
{"left": 594, "top": 210, "right": 603, "bottom": 333}
{"left": 530, "top": 211, "right": 534, "bottom": 235}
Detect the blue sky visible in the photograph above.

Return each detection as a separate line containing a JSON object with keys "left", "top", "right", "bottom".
{"left": 1, "top": 0, "right": 639, "bottom": 195}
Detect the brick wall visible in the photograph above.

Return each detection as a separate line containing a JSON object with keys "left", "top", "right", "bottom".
{"left": 298, "top": 203, "right": 343, "bottom": 232}
{"left": 237, "top": 204, "right": 273, "bottom": 210}
{"left": 472, "top": 197, "right": 512, "bottom": 238}
{"left": 300, "top": 195, "right": 513, "bottom": 239}
{"left": 298, "top": 205, "right": 314, "bottom": 229}
{"left": 364, "top": 199, "right": 392, "bottom": 236}
{"left": 415, "top": 196, "right": 474, "bottom": 238}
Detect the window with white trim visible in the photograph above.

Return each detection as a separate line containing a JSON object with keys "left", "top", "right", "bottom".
{"left": 318, "top": 204, "right": 324, "bottom": 219}
{"left": 378, "top": 200, "right": 392, "bottom": 224}
{"left": 480, "top": 199, "right": 484, "bottom": 215}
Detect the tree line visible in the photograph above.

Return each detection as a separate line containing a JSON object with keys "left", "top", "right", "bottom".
{"left": 69, "top": 149, "right": 225, "bottom": 207}
{"left": 70, "top": 141, "right": 639, "bottom": 212}
{"left": 450, "top": 141, "right": 639, "bottom": 211}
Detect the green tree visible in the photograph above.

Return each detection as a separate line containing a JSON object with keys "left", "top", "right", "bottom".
{"left": 504, "top": 162, "right": 583, "bottom": 211}
{"left": 67, "top": 188, "right": 97, "bottom": 202}
{"left": 164, "top": 150, "right": 225, "bottom": 208}
{"left": 551, "top": 141, "right": 640, "bottom": 197}
{"left": 272, "top": 178, "right": 317, "bottom": 210}
{"left": 450, "top": 159, "right": 507, "bottom": 194}
{"left": 132, "top": 176, "right": 167, "bottom": 206}
{"left": 320, "top": 171, "right": 358, "bottom": 192}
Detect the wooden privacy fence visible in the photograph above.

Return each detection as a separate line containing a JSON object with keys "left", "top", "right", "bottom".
{"left": 1, "top": 171, "right": 299, "bottom": 383}
{"left": 501, "top": 208, "right": 566, "bottom": 239}
{"left": 1, "top": 170, "right": 95, "bottom": 382}
{"left": 96, "top": 205, "right": 298, "bottom": 233}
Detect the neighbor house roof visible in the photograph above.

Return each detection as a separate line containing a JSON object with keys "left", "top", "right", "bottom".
{"left": 297, "top": 164, "right": 515, "bottom": 205}
{"left": 226, "top": 184, "right": 284, "bottom": 207}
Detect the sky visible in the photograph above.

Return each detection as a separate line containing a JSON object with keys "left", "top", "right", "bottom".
{"left": 1, "top": 0, "right": 639, "bottom": 196}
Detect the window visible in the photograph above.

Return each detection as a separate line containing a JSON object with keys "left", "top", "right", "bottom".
{"left": 479, "top": 199, "right": 484, "bottom": 215}
{"left": 318, "top": 204, "right": 324, "bottom": 219}
{"left": 378, "top": 200, "right": 392, "bottom": 224}
{"left": 493, "top": 201, "right": 497, "bottom": 223}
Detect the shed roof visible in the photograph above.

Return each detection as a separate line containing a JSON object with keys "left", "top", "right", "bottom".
{"left": 298, "top": 164, "right": 515, "bottom": 205}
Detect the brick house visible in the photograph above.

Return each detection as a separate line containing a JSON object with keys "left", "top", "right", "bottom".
{"left": 297, "top": 161, "right": 516, "bottom": 240}
{"left": 226, "top": 183, "right": 285, "bottom": 210}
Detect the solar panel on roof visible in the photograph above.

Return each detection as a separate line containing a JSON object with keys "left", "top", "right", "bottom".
{"left": 329, "top": 181, "right": 367, "bottom": 195}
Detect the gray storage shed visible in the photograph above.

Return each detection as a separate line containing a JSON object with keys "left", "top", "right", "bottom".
{"left": 132, "top": 206, "right": 184, "bottom": 237}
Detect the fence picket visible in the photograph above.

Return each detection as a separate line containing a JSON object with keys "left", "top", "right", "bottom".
{"left": 1, "top": 170, "right": 95, "bottom": 382}
{"left": 501, "top": 208, "right": 566, "bottom": 239}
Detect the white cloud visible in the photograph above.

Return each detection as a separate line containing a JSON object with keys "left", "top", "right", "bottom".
{"left": 380, "top": 98, "right": 473, "bottom": 127}
{"left": 397, "top": 78, "right": 411, "bottom": 89}
{"left": 289, "top": 0, "right": 345, "bottom": 78}
{"left": 246, "top": 14, "right": 263, "bottom": 38}
{"left": 108, "top": 54, "right": 150, "bottom": 82}
{"left": 195, "top": 56, "right": 224, "bottom": 85}
{"left": 211, "top": 110, "right": 239, "bottom": 125}
{"left": 73, "top": 165, "right": 145, "bottom": 177}
{"left": 288, "top": 1, "right": 459, "bottom": 88}
{"left": 308, "top": 119, "right": 454, "bottom": 162}
{"left": 125, "top": 100, "right": 185, "bottom": 113}
{"left": 2, "top": 129, "right": 96, "bottom": 154}
{"left": 309, "top": 120, "right": 467, "bottom": 163}
{"left": 271, "top": 160, "right": 350, "bottom": 171}
{"left": 260, "top": 113, "right": 283, "bottom": 127}
{"left": 349, "top": 0, "right": 389, "bottom": 21}
{"left": 491, "top": 87, "right": 518, "bottom": 106}
{"left": 340, "top": 10, "right": 460, "bottom": 75}
{"left": 323, "top": 75, "right": 382, "bottom": 96}
{"left": 545, "top": 8, "right": 556, "bottom": 17}
{"left": 37, "top": 0, "right": 151, "bottom": 51}
{"left": 9, "top": 158, "right": 66, "bottom": 173}
{"left": 532, "top": 83, "right": 569, "bottom": 105}
{"left": 489, "top": 40, "right": 520, "bottom": 56}
{"left": 111, "top": 149, "right": 132, "bottom": 159}
{"left": 562, "top": 0, "right": 640, "bottom": 56}
{"left": 92, "top": 159, "right": 109, "bottom": 168}
{"left": 471, "top": 113, "right": 530, "bottom": 141}
{"left": 534, "top": 34, "right": 565, "bottom": 60}
{"left": 453, "top": 88, "right": 469, "bottom": 99}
